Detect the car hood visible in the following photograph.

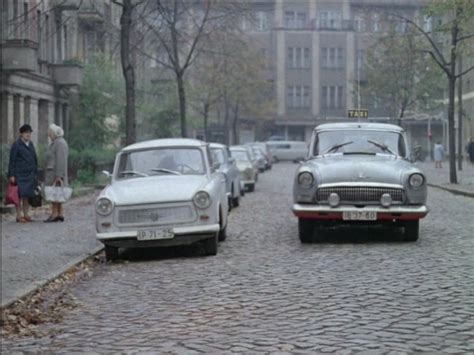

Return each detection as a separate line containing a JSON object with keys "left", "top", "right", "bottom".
{"left": 236, "top": 161, "right": 252, "bottom": 171}
{"left": 308, "top": 155, "right": 415, "bottom": 185}
{"left": 102, "top": 175, "right": 208, "bottom": 205}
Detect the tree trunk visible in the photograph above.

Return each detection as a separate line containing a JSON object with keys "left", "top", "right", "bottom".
{"left": 231, "top": 102, "right": 239, "bottom": 145}
{"left": 120, "top": 0, "right": 136, "bottom": 145}
{"left": 447, "top": 74, "right": 458, "bottom": 184}
{"left": 203, "top": 101, "right": 209, "bottom": 142}
{"left": 457, "top": 55, "right": 463, "bottom": 171}
{"left": 176, "top": 72, "right": 187, "bottom": 138}
{"left": 223, "top": 95, "right": 230, "bottom": 145}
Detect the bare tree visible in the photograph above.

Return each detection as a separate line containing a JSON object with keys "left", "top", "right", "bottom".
{"left": 393, "top": 1, "right": 474, "bottom": 183}
{"left": 140, "top": 0, "right": 246, "bottom": 138}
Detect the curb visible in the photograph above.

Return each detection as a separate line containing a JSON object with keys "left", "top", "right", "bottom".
{"left": 428, "top": 183, "right": 474, "bottom": 198}
{"left": 0, "top": 245, "right": 104, "bottom": 310}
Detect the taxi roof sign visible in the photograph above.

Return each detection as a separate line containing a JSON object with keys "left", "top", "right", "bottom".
{"left": 348, "top": 109, "right": 369, "bottom": 119}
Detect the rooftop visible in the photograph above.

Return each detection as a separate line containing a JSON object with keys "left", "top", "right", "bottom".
{"left": 315, "top": 122, "right": 405, "bottom": 132}
{"left": 122, "top": 138, "right": 206, "bottom": 152}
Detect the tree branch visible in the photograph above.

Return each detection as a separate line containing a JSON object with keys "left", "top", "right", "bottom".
{"left": 456, "top": 64, "right": 474, "bottom": 79}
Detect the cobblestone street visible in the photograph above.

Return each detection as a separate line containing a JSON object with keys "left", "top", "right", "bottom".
{"left": 2, "top": 163, "right": 474, "bottom": 353}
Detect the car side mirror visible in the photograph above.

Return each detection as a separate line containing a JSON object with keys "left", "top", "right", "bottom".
{"left": 102, "top": 170, "right": 112, "bottom": 179}
{"left": 212, "top": 162, "right": 221, "bottom": 171}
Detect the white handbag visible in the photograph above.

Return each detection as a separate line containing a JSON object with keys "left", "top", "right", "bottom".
{"left": 44, "top": 184, "right": 73, "bottom": 203}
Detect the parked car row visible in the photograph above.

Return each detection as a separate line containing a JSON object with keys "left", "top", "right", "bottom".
{"left": 95, "top": 139, "right": 273, "bottom": 261}
{"left": 95, "top": 122, "right": 430, "bottom": 261}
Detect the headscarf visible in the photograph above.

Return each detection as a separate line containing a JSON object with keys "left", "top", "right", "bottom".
{"left": 49, "top": 124, "right": 64, "bottom": 138}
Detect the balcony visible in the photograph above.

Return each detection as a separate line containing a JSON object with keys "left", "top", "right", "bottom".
{"left": 78, "top": 0, "right": 105, "bottom": 23}
{"left": 52, "top": 62, "right": 84, "bottom": 86}
{"left": 0, "top": 40, "right": 38, "bottom": 71}
{"left": 55, "top": 0, "right": 82, "bottom": 10}
{"left": 314, "top": 19, "right": 354, "bottom": 31}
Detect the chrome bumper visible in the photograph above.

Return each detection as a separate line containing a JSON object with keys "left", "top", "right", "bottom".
{"left": 293, "top": 204, "right": 429, "bottom": 220}
{"left": 97, "top": 224, "right": 220, "bottom": 241}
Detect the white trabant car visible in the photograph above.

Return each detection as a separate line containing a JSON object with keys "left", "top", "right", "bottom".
{"left": 96, "top": 139, "right": 229, "bottom": 260}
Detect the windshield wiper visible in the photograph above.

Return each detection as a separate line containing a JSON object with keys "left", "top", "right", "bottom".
{"left": 120, "top": 170, "right": 148, "bottom": 177}
{"left": 367, "top": 140, "right": 397, "bottom": 156}
{"left": 324, "top": 141, "right": 353, "bottom": 154}
{"left": 150, "top": 168, "right": 182, "bottom": 175}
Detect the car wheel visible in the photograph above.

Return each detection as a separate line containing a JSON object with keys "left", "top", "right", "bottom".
{"left": 104, "top": 245, "right": 119, "bottom": 261}
{"left": 240, "top": 186, "right": 246, "bottom": 197}
{"left": 218, "top": 224, "right": 227, "bottom": 242}
{"left": 203, "top": 233, "right": 218, "bottom": 255}
{"left": 403, "top": 220, "right": 419, "bottom": 241}
{"left": 255, "top": 173, "right": 259, "bottom": 182}
{"left": 298, "top": 218, "right": 314, "bottom": 243}
{"left": 247, "top": 183, "right": 255, "bottom": 192}
{"left": 273, "top": 156, "right": 279, "bottom": 163}
{"left": 232, "top": 195, "right": 240, "bottom": 207}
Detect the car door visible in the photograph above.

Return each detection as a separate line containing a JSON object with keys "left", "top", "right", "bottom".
{"left": 207, "top": 146, "right": 229, "bottom": 223}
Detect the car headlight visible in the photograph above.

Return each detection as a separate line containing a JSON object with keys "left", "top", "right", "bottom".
{"left": 298, "top": 172, "right": 314, "bottom": 188}
{"left": 409, "top": 173, "right": 425, "bottom": 187}
{"left": 193, "top": 191, "right": 212, "bottom": 209}
{"left": 96, "top": 198, "right": 114, "bottom": 216}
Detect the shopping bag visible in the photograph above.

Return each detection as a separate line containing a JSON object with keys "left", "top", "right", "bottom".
{"left": 44, "top": 186, "right": 73, "bottom": 203}
{"left": 29, "top": 186, "right": 43, "bottom": 208}
{"left": 5, "top": 182, "right": 20, "bottom": 206}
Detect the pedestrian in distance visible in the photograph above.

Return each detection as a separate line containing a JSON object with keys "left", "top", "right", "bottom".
{"left": 44, "top": 124, "right": 69, "bottom": 223}
{"left": 7, "top": 124, "right": 39, "bottom": 223}
{"left": 433, "top": 141, "right": 445, "bottom": 169}
{"left": 467, "top": 137, "right": 474, "bottom": 165}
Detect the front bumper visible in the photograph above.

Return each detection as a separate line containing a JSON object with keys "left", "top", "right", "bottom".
{"left": 97, "top": 224, "right": 220, "bottom": 247}
{"left": 293, "top": 204, "right": 429, "bottom": 221}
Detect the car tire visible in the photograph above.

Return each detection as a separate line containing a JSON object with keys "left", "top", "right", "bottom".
{"left": 298, "top": 218, "right": 314, "bottom": 243}
{"left": 240, "top": 186, "right": 246, "bottom": 197}
{"left": 218, "top": 224, "right": 227, "bottom": 242}
{"left": 203, "top": 233, "right": 218, "bottom": 255}
{"left": 274, "top": 156, "right": 279, "bottom": 163}
{"left": 255, "top": 173, "right": 259, "bottom": 182}
{"left": 104, "top": 245, "right": 119, "bottom": 261}
{"left": 232, "top": 195, "right": 240, "bottom": 208}
{"left": 403, "top": 220, "right": 419, "bottom": 241}
{"left": 247, "top": 183, "right": 255, "bottom": 192}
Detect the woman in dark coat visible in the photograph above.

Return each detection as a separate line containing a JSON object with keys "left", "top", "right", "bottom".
{"left": 8, "top": 124, "right": 38, "bottom": 223}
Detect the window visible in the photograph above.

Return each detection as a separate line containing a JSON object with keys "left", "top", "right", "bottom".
{"left": 354, "top": 15, "right": 365, "bottom": 32}
{"left": 321, "top": 48, "right": 344, "bottom": 68}
{"left": 423, "top": 15, "right": 432, "bottom": 32}
{"left": 321, "top": 85, "right": 344, "bottom": 109}
{"left": 23, "top": 2, "right": 28, "bottom": 38}
{"left": 287, "top": 86, "right": 311, "bottom": 109}
{"left": 256, "top": 11, "right": 268, "bottom": 31}
{"left": 356, "top": 49, "right": 364, "bottom": 69}
{"left": 85, "top": 31, "right": 97, "bottom": 63}
{"left": 318, "top": 11, "right": 341, "bottom": 29}
{"left": 396, "top": 19, "right": 408, "bottom": 33}
{"left": 372, "top": 14, "right": 381, "bottom": 32}
{"left": 288, "top": 47, "right": 310, "bottom": 69}
{"left": 285, "top": 11, "right": 306, "bottom": 29}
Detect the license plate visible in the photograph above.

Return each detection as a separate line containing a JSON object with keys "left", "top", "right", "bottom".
{"left": 137, "top": 229, "right": 174, "bottom": 241}
{"left": 342, "top": 211, "right": 377, "bottom": 221}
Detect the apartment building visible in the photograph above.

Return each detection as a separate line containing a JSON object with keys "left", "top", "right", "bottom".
{"left": 240, "top": 0, "right": 433, "bottom": 142}
{"left": 0, "top": 0, "right": 121, "bottom": 146}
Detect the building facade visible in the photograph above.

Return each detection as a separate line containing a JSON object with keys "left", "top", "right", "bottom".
{"left": 241, "top": 0, "right": 433, "bottom": 142}
{"left": 1, "top": 0, "right": 121, "bottom": 146}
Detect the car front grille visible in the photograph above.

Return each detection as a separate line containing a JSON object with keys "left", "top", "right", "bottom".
{"left": 117, "top": 204, "right": 195, "bottom": 225}
{"left": 316, "top": 186, "right": 405, "bottom": 204}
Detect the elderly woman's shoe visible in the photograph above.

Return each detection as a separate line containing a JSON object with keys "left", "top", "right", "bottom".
{"left": 44, "top": 216, "right": 59, "bottom": 223}
{"left": 58, "top": 216, "right": 65, "bottom": 222}
{"left": 24, "top": 216, "right": 32, "bottom": 222}
{"left": 16, "top": 217, "right": 28, "bottom": 223}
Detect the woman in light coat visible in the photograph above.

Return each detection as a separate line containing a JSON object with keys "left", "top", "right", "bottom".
{"left": 44, "top": 124, "right": 69, "bottom": 223}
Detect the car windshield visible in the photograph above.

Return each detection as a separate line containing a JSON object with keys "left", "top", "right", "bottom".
{"left": 231, "top": 150, "right": 250, "bottom": 162}
{"left": 211, "top": 148, "right": 226, "bottom": 165}
{"left": 314, "top": 130, "right": 407, "bottom": 157}
{"left": 117, "top": 147, "right": 206, "bottom": 179}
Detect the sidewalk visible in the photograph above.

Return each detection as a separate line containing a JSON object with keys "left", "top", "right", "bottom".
{"left": 1, "top": 192, "right": 102, "bottom": 308}
{"left": 417, "top": 161, "right": 474, "bottom": 197}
